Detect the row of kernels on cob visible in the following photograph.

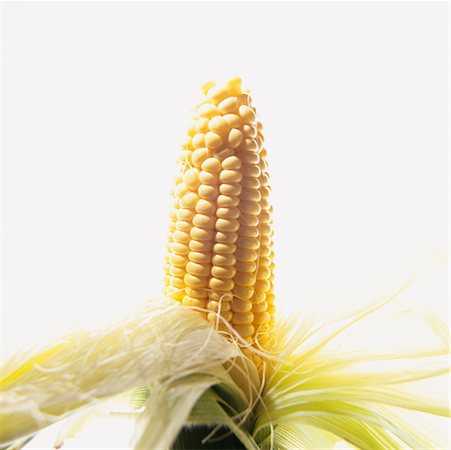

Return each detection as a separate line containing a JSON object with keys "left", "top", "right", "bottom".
{"left": 164, "top": 77, "right": 275, "bottom": 345}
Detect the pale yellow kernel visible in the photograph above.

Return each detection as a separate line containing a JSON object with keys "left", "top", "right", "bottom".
{"left": 168, "top": 221, "right": 176, "bottom": 232}
{"left": 182, "top": 296, "right": 207, "bottom": 308}
{"left": 189, "top": 239, "right": 213, "bottom": 252}
{"left": 237, "top": 93, "right": 251, "bottom": 106}
{"left": 198, "top": 184, "right": 218, "bottom": 200}
{"left": 172, "top": 242, "right": 189, "bottom": 255}
{"left": 199, "top": 170, "right": 219, "bottom": 185}
{"left": 241, "top": 189, "right": 261, "bottom": 202}
{"left": 182, "top": 136, "right": 193, "bottom": 150}
{"left": 208, "top": 116, "right": 229, "bottom": 135}
{"left": 188, "top": 251, "right": 212, "bottom": 264}
{"left": 242, "top": 124, "right": 257, "bottom": 138}
{"left": 242, "top": 164, "right": 261, "bottom": 178}
{"left": 233, "top": 312, "right": 254, "bottom": 325}
{"left": 178, "top": 150, "right": 192, "bottom": 165}
{"left": 192, "top": 213, "right": 215, "bottom": 229}
{"left": 220, "top": 169, "right": 242, "bottom": 184}
{"left": 260, "top": 246, "right": 272, "bottom": 257}
{"left": 259, "top": 211, "right": 272, "bottom": 223}
{"left": 225, "top": 77, "right": 242, "bottom": 95}
{"left": 216, "top": 206, "right": 240, "bottom": 219}
{"left": 207, "top": 311, "right": 232, "bottom": 323}
{"left": 216, "top": 218, "right": 240, "bottom": 232}
{"left": 256, "top": 267, "right": 271, "bottom": 280}
{"left": 217, "top": 195, "right": 239, "bottom": 207}
{"left": 208, "top": 300, "right": 232, "bottom": 312}
{"left": 258, "top": 256, "right": 272, "bottom": 267}
{"left": 222, "top": 155, "right": 242, "bottom": 170}
{"left": 233, "top": 289, "right": 254, "bottom": 302}
{"left": 210, "top": 277, "right": 234, "bottom": 291}
{"left": 175, "top": 220, "right": 191, "bottom": 232}
{"left": 192, "top": 148, "right": 210, "bottom": 167}
{"left": 175, "top": 183, "right": 189, "bottom": 198}
{"left": 170, "top": 276, "right": 185, "bottom": 288}
{"left": 242, "top": 138, "right": 259, "bottom": 152}
{"left": 184, "top": 273, "right": 208, "bottom": 288}
{"left": 166, "top": 288, "right": 185, "bottom": 301}
{"left": 238, "top": 225, "right": 259, "bottom": 238}
{"left": 218, "top": 96, "right": 238, "bottom": 114}
{"left": 188, "top": 122, "right": 196, "bottom": 136}
{"left": 236, "top": 248, "right": 258, "bottom": 262}
{"left": 252, "top": 301, "right": 268, "bottom": 312}
{"left": 170, "top": 266, "right": 186, "bottom": 277}
{"left": 260, "top": 235, "right": 272, "bottom": 246}
{"left": 255, "top": 279, "right": 270, "bottom": 293}
{"left": 219, "top": 183, "right": 242, "bottom": 196}
{"left": 213, "top": 147, "right": 235, "bottom": 160}
{"left": 261, "top": 198, "right": 270, "bottom": 210}
{"left": 238, "top": 105, "right": 256, "bottom": 124}
{"left": 186, "top": 287, "right": 208, "bottom": 298}
{"left": 241, "top": 177, "right": 260, "bottom": 189}
{"left": 201, "top": 157, "right": 222, "bottom": 173}
{"left": 255, "top": 135, "right": 263, "bottom": 150}
{"left": 252, "top": 291, "right": 267, "bottom": 304}
{"left": 180, "top": 192, "right": 198, "bottom": 209}
{"left": 205, "top": 131, "right": 223, "bottom": 150}
{"left": 234, "top": 271, "right": 255, "bottom": 286}
{"left": 231, "top": 298, "right": 253, "bottom": 313}
{"left": 170, "top": 254, "right": 187, "bottom": 267}
{"left": 195, "top": 199, "right": 216, "bottom": 215}
{"left": 173, "top": 230, "right": 190, "bottom": 244}
{"left": 260, "top": 223, "right": 272, "bottom": 236}
{"left": 212, "top": 254, "right": 236, "bottom": 266}
{"left": 240, "top": 201, "right": 261, "bottom": 216}
{"left": 186, "top": 261, "right": 211, "bottom": 277}
{"left": 253, "top": 312, "right": 270, "bottom": 325}
{"left": 213, "top": 243, "right": 236, "bottom": 255}
{"left": 240, "top": 213, "right": 259, "bottom": 227}
{"left": 228, "top": 128, "right": 243, "bottom": 149}
{"left": 207, "top": 85, "right": 229, "bottom": 103}
{"left": 240, "top": 151, "right": 259, "bottom": 165}
{"left": 192, "top": 133, "right": 206, "bottom": 149}
{"left": 237, "top": 238, "right": 259, "bottom": 250}
{"left": 196, "top": 117, "right": 210, "bottom": 133}
{"left": 198, "top": 103, "right": 218, "bottom": 119}
{"left": 163, "top": 275, "right": 171, "bottom": 285}
{"left": 234, "top": 323, "right": 255, "bottom": 338}
{"left": 236, "top": 260, "right": 257, "bottom": 272}
{"left": 183, "top": 168, "right": 201, "bottom": 191}
{"left": 223, "top": 113, "right": 241, "bottom": 129}
{"left": 215, "top": 231, "right": 238, "bottom": 244}
{"left": 211, "top": 265, "right": 236, "bottom": 279}
{"left": 190, "top": 226, "right": 214, "bottom": 241}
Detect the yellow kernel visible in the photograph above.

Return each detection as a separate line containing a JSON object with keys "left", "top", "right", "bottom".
{"left": 186, "top": 287, "right": 208, "bottom": 298}
{"left": 228, "top": 128, "right": 243, "bottom": 149}
{"left": 241, "top": 177, "right": 260, "bottom": 189}
{"left": 261, "top": 173, "right": 270, "bottom": 187}
{"left": 205, "top": 131, "right": 223, "bottom": 150}
{"left": 189, "top": 239, "right": 213, "bottom": 252}
{"left": 236, "top": 248, "right": 258, "bottom": 262}
{"left": 237, "top": 93, "right": 251, "bottom": 106}
{"left": 184, "top": 273, "right": 208, "bottom": 288}
{"left": 199, "top": 170, "right": 219, "bottom": 185}
{"left": 182, "top": 296, "right": 207, "bottom": 308}
{"left": 236, "top": 260, "right": 257, "bottom": 272}
{"left": 192, "top": 213, "right": 215, "bottom": 229}
{"left": 212, "top": 254, "right": 236, "bottom": 266}
{"left": 260, "top": 223, "right": 272, "bottom": 236}
{"left": 170, "top": 254, "right": 187, "bottom": 267}
{"left": 198, "top": 103, "right": 218, "bottom": 119}
{"left": 255, "top": 279, "right": 270, "bottom": 293}
{"left": 233, "top": 285, "right": 254, "bottom": 301}
{"left": 219, "top": 183, "right": 242, "bottom": 196}
{"left": 207, "top": 311, "right": 232, "bottom": 323}
{"left": 195, "top": 199, "right": 216, "bottom": 215}
{"left": 252, "top": 301, "right": 268, "bottom": 312}
{"left": 241, "top": 138, "right": 258, "bottom": 153}
{"left": 216, "top": 218, "right": 240, "bottom": 232}
{"left": 238, "top": 226, "right": 259, "bottom": 238}
{"left": 221, "top": 156, "right": 242, "bottom": 170}
{"left": 217, "top": 195, "right": 239, "bottom": 207}
{"left": 218, "top": 96, "right": 238, "bottom": 114}
{"left": 213, "top": 243, "right": 236, "bottom": 255}
{"left": 223, "top": 113, "right": 241, "bottom": 129}
{"left": 237, "top": 238, "right": 259, "bottom": 250}
{"left": 170, "top": 276, "right": 185, "bottom": 288}
{"left": 253, "top": 312, "right": 270, "bottom": 324}
{"left": 258, "top": 256, "right": 272, "bottom": 267}
{"left": 170, "top": 266, "right": 186, "bottom": 277}
{"left": 201, "top": 80, "right": 216, "bottom": 95}
{"left": 220, "top": 170, "right": 242, "bottom": 184}
{"left": 225, "top": 76, "right": 242, "bottom": 95}
{"left": 172, "top": 242, "right": 189, "bottom": 255}
{"left": 242, "top": 124, "right": 257, "bottom": 138}
{"left": 196, "top": 117, "right": 210, "bottom": 132}
{"left": 207, "top": 86, "right": 229, "bottom": 103}
{"left": 216, "top": 206, "right": 240, "bottom": 219}
{"left": 186, "top": 261, "right": 211, "bottom": 277}
{"left": 175, "top": 183, "right": 189, "bottom": 198}
{"left": 188, "top": 251, "right": 212, "bottom": 264}
{"left": 260, "top": 246, "right": 272, "bottom": 257}
{"left": 233, "top": 312, "right": 254, "bottom": 325}
{"left": 260, "top": 235, "right": 272, "bottom": 246}
{"left": 180, "top": 192, "right": 198, "bottom": 209}
{"left": 240, "top": 213, "right": 259, "bottom": 227}
{"left": 192, "top": 148, "right": 210, "bottom": 167}
{"left": 201, "top": 157, "right": 221, "bottom": 173}
{"left": 210, "top": 277, "right": 234, "bottom": 290}
{"left": 215, "top": 231, "right": 238, "bottom": 244}
{"left": 213, "top": 147, "right": 235, "bottom": 160}
{"left": 234, "top": 271, "right": 255, "bottom": 286}
{"left": 190, "top": 227, "right": 214, "bottom": 241}
{"left": 192, "top": 133, "right": 206, "bottom": 149}
{"left": 211, "top": 265, "right": 236, "bottom": 279}
{"left": 208, "top": 116, "right": 229, "bottom": 135}
{"left": 260, "top": 211, "right": 272, "bottom": 223}
{"left": 231, "top": 298, "right": 252, "bottom": 312}
{"left": 234, "top": 323, "right": 254, "bottom": 338}
{"left": 256, "top": 267, "right": 271, "bottom": 280}
{"left": 238, "top": 105, "right": 256, "bottom": 124}
{"left": 241, "top": 189, "right": 261, "bottom": 202}
{"left": 198, "top": 184, "right": 218, "bottom": 200}
{"left": 252, "top": 291, "right": 266, "bottom": 304}
{"left": 240, "top": 201, "right": 261, "bottom": 215}
{"left": 175, "top": 220, "right": 191, "bottom": 231}
{"left": 173, "top": 230, "right": 190, "bottom": 244}
{"left": 183, "top": 168, "right": 201, "bottom": 191}
{"left": 208, "top": 300, "right": 232, "bottom": 312}
{"left": 240, "top": 151, "right": 259, "bottom": 165}
{"left": 242, "top": 164, "right": 261, "bottom": 178}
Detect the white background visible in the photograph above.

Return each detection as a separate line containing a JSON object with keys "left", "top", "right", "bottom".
{"left": 2, "top": 2, "right": 449, "bottom": 448}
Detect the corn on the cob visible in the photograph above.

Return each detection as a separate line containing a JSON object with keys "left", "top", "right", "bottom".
{"left": 164, "top": 77, "right": 275, "bottom": 345}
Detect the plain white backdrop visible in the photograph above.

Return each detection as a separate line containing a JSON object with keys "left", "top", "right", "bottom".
{"left": 1, "top": 2, "right": 449, "bottom": 448}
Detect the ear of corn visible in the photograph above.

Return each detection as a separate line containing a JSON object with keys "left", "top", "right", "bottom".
{"left": 164, "top": 77, "right": 275, "bottom": 346}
